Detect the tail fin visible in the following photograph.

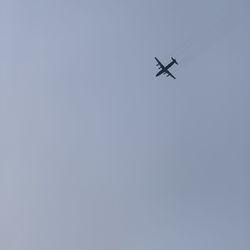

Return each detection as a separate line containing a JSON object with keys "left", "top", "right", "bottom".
{"left": 171, "top": 57, "right": 178, "bottom": 65}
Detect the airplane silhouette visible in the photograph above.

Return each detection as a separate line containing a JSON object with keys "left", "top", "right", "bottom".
{"left": 155, "top": 57, "right": 178, "bottom": 79}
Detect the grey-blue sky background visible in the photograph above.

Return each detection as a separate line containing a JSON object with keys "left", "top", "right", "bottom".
{"left": 1, "top": 0, "right": 249, "bottom": 249}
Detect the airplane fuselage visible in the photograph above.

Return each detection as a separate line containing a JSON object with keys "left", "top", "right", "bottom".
{"left": 156, "top": 61, "right": 174, "bottom": 77}
{"left": 156, "top": 69, "right": 167, "bottom": 77}
{"left": 155, "top": 57, "right": 178, "bottom": 79}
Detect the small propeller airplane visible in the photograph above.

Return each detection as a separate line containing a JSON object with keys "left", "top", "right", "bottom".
{"left": 155, "top": 57, "right": 178, "bottom": 79}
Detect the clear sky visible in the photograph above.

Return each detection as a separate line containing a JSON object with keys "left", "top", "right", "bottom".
{"left": 1, "top": 0, "right": 249, "bottom": 249}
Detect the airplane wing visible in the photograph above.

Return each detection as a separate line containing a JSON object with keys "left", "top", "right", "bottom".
{"left": 155, "top": 57, "right": 164, "bottom": 70}
{"left": 166, "top": 70, "right": 176, "bottom": 79}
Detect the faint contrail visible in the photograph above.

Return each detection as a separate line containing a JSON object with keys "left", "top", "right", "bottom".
{"left": 171, "top": 2, "right": 247, "bottom": 69}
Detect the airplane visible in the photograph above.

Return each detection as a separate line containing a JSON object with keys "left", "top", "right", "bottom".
{"left": 155, "top": 57, "right": 178, "bottom": 79}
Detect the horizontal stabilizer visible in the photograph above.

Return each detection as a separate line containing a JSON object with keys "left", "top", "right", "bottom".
{"left": 171, "top": 57, "right": 178, "bottom": 65}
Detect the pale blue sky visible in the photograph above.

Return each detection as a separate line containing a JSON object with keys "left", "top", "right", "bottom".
{"left": 1, "top": 1, "right": 249, "bottom": 249}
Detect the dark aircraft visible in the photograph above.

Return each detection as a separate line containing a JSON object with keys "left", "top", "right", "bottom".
{"left": 155, "top": 57, "right": 178, "bottom": 79}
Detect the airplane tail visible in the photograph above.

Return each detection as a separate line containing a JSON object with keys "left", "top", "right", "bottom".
{"left": 171, "top": 57, "right": 178, "bottom": 65}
